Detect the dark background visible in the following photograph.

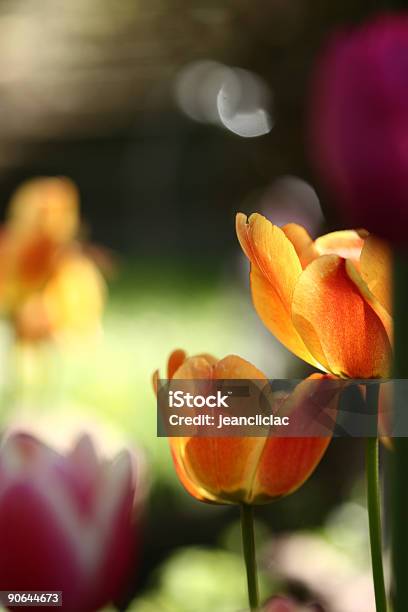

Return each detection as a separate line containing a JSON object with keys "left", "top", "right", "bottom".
{"left": 0, "top": 2, "right": 386, "bottom": 610}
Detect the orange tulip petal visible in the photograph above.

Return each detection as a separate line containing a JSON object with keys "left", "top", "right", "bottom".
{"left": 167, "top": 349, "right": 187, "bottom": 379}
{"left": 168, "top": 352, "right": 268, "bottom": 504}
{"left": 215, "top": 354, "right": 266, "bottom": 380}
{"left": 312, "top": 230, "right": 365, "bottom": 264}
{"left": 178, "top": 436, "right": 264, "bottom": 504}
{"left": 346, "top": 259, "right": 392, "bottom": 344}
{"left": 236, "top": 213, "right": 322, "bottom": 369}
{"left": 275, "top": 374, "right": 343, "bottom": 434}
{"left": 281, "top": 223, "right": 314, "bottom": 268}
{"left": 236, "top": 213, "right": 302, "bottom": 304}
{"left": 169, "top": 439, "right": 217, "bottom": 503}
{"left": 360, "top": 235, "right": 392, "bottom": 315}
{"left": 292, "top": 255, "right": 391, "bottom": 377}
{"left": 152, "top": 370, "right": 159, "bottom": 395}
{"left": 250, "top": 375, "right": 341, "bottom": 502}
{"left": 252, "top": 437, "right": 330, "bottom": 502}
{"left": 249, "top": 266, "right": 315, "bottom": 363}
{"left": 172, "top": 355, "right": 215, "bottom": 380}
{"left": 283, "top": 227, "right": 364, "bottom": 269}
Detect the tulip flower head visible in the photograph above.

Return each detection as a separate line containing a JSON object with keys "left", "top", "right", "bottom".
{"left": 154, "top": 350, "right": 340, "bottom": 505}
{"left": 308, "top": 15, "right": 408, "bottom": 243}
{"left": 0, "top": 177, "right": 105, "bottom": 342}
{"left": 236, "top": 213, "right": 392, "bottom": 378}
{"left": 0, "top": 432, "right": 139, "bottom": 611}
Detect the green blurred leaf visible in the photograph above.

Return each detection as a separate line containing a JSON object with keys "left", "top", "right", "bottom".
{"left": 129, "top": 546, "right": 273, "bottom": 612}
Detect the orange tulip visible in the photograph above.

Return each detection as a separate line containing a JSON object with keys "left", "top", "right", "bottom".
{"left": 0, "top": 177, "right": 106, "bottom": 341}
{"left": 153, "top": 350, "right": 341, "bottom": 505}
{"left": 0, "top": 177, "right": 79, "bottom": 313}
{"left": 236, "top": 213, "right": 392, "bottom": 378}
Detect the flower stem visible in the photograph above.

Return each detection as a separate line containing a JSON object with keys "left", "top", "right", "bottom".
{"left": 365, "top": 385, "right": 387, "bottom": 612}
{"left": 240, "top": 503, "right": 259, "bottom": 611}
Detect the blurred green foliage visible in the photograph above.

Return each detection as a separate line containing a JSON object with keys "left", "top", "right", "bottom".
{"left": 129, "top": 546, "right": 272, "bottom": 612}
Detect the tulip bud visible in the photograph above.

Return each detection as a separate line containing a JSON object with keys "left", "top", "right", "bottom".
{"left": 309, "top": 15, "right": 408, "bottom": 243}
{"left": 0, "top": 432, "right": 139, "bottom": 611}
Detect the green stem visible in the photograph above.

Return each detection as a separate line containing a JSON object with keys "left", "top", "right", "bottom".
{"left": 392, "top": 251, "right": 408, "bottom": 612}
{"left": 240, "top": 504, "right": 259, "bottom": 611}
{"left": 365, "top": 417, "right": 387, "bottom": 612}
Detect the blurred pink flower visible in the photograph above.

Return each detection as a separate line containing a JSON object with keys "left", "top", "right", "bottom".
{"left": 265, "top": 596, "right": 323, "bottom": 611}
{"left": 309, "top": 15, "right": 408, "bottom": 243}
{"left": 0, "top": 432, "right": 139, "bottom": 611}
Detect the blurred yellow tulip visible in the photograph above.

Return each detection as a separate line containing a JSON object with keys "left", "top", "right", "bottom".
{"left": 0, "top": 177, "right": 105, "bottom": 342}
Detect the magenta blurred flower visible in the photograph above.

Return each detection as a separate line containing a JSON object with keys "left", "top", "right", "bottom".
{"left": 264, "top": 596, "right": 324, "bottom": 611}
{"left": 309, "top": 15, "right": 408, "bottom": 243}
{"left": 0, "top": 432, "right": 139, "bottom": 611}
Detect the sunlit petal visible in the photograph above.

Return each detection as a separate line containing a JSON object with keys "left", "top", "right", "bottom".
{"left": 360, "top": 234, "right": 392, "bottom": 315}
{"left": 236, "top": 213, "right": 322, "bottom": 369}
{"left": 281, "top": 223, "right": 314, "bottom": 268}
{"left": 312, "top": 230, "right": 365, "bottom": 264}
{"left": 292, "top": 255, "right": 391, "bottom": 377}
